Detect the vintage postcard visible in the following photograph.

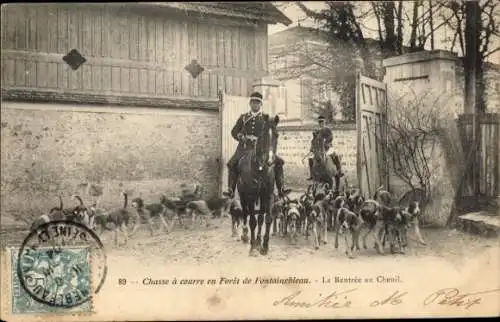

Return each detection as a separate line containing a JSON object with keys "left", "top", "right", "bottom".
{"left": 1, "top": 1, "right": 499, "bottom": 321}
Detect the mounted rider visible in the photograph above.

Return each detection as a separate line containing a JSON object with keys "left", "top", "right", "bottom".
{"left": 224, "top": 92, "right": 288, "bottom": 198}
{"left": 307, "top": 115, "right": 344, "bottom": 180}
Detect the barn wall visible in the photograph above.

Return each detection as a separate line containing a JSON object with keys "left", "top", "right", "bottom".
{"left": 0, "top": 102, "right": 220, "bottom": 219}
{"left": 1, "top": 4, "right": 269, "bottom": 98}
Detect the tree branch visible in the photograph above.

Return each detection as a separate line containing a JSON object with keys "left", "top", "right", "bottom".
{"left": 484, "top": 46, "right": 500, "bottom": 57}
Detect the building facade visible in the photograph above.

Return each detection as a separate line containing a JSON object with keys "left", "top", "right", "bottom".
{"left": 0, "top": 3, "right": 290, "bottom": 218}
{"left": 269, "top": 25, "right": 500, "bottom": 123}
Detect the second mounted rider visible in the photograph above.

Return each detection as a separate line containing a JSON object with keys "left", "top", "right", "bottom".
{"left": 307, "top": 115, "right": 344, "bottom": 181}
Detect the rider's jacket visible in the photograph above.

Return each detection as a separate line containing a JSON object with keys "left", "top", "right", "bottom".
{"left": 313, "top": 127, "right": 333, "bottom": 146}
{"left": 231, "top": 111, "right": 269, "bottom": 149}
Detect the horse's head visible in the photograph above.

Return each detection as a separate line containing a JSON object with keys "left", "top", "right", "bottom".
{"left": 258, "top": 115, "right": 280, "bottom": 167}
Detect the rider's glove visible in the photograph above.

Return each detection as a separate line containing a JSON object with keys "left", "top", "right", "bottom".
{"left": 236, "top": 133, "right": 246, "bottom": 142}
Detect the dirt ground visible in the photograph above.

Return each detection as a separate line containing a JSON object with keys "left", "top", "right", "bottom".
{"left": 1, "top": 191, "right": 498, "bottom": 269}
{"left": 2, "top": 213, "right": 498, "bottom": 268}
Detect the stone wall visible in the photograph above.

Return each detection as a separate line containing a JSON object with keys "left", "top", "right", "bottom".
{"left": 277, "top": 122, "right": 358, "bottom": 189}
{"left": 1, "top": 102, "right": 220, "bottom": 223}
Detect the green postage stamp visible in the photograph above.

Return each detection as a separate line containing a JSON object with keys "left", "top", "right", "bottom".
{"left": 4, "top": 220, "right": 108, "bottom": 317}
{"left": 10, "top": 246, "right": 93, "bottom": 315}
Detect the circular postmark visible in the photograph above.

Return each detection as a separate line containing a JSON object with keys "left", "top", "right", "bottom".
{"left": 17, "top": 220, "right": 107, "bottom": 308}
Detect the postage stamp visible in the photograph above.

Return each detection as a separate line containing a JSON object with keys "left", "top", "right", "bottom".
{"left": 10, "top": 247, "right": 93, "bottom": 315}
{"left": 9, "top": 220, "right": 107, "bottom": 315}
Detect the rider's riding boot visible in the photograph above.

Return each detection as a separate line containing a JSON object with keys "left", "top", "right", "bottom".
{"left": 307, "top": 158, "right": 314, "bottom": 180}
{"left": 275, "top": 164, "right": 287, "bottom": 197}
{"left": 224, "top": 168, "right": 238, "bottom": 198}
{"left": 332, "top": 154, "right": 344, "bottom": 177}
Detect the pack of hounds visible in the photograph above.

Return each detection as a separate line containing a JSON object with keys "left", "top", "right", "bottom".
{"left": 247, "top": 183, "right": 428, "bottom": 258}
{"left": 29, "top": 184, "right": 235, "bottom": 247}
{"left": 30, "top": 183, "right": 427, "bottom": 256}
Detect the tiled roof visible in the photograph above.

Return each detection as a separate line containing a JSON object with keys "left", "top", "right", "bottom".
{"left": 269, "top": 26, "right": 380, "bottom": 47}
{"left": 142, "top": 2, "right": 292, "bottom": 25}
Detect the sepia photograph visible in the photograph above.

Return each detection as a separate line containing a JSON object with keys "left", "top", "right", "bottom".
{"left": 1, "top": 1, "right": 499, "bottom": 321}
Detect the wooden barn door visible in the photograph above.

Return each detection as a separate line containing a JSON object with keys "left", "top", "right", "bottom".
{"left": 356, "top": 73, "right": 389, "bottom": 199}
{"left": 218, "top": 91, "right": 271, "bottom": 198}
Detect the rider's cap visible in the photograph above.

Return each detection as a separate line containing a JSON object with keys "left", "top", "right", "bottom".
{"left": 249, "top": 92, "right": 263, "bottom": 103}
{"left": 318, "top": 115, "right": 326, "bottom": 122}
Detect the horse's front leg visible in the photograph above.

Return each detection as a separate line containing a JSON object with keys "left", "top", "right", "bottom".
{"left": 240, "top": 208, "right": 249, "bottom": 244}
{"left": 231, "top": 212, "right": 237, "bottom": 238}
{"left": 256, "top": 210, "right": 264, "bottom": 247}
{"left": 249, "top": 211, "right": 258, "bottom": 256}
{"left": 261, "top": 210, "right": 273, "bottom": 255}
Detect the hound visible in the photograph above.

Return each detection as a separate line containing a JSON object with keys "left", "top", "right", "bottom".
{"left": 185, "top": 196, "right": 232, "bottom": 228}
{"left": 30, "top": 195, "right": 88, "bottom": 232}
{"left": 93, "top": 192, "right": 137, "bottom": 247}
{"left": 309, "top": 198, "right": 329, "bottom": 250}
{"left": 336, "top": 207, "right": 364, "bottom": 258}
{"left": 130, "top": 197, "right": 170, "bottom": 235}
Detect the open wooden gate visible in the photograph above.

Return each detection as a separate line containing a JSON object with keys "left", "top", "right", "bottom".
{"left": 218, "top": 91, "right": 271, "bottom": 197}
{"left": 356, "top": 73, "right": 389, "bottom": 199}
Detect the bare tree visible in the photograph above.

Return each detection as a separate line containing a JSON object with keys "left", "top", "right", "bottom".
{"left": 379, "top": 90, "right": 446, "bottom": 200}
{"left": 443, "top": 0, "right": 500, "bottom": 112}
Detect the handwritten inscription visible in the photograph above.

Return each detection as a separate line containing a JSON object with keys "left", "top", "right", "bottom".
{"left": 272, "top": 289, "right": 356, "bottom": 309}
{"left": 271, "top": 287, "right": 500, "bottom": 310}
{"left": 423, "top": 288, "right": 500, "bottom": 310}
{"left": 370, "top": 290, "right": 408, "bottom": 307}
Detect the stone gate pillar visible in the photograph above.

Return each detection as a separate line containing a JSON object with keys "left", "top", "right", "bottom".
{"left": 381, "top": 50, "right": 464, "bottom": 226}
{"left": 383, "top": 50, "right": 460, "bottom": 115}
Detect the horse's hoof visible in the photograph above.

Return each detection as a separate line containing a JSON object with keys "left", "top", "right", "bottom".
{"left": 348, "top": 254, "right": 355, "bottom": 259}
{"left": 315, "top": 246, "right": 319, "bottom": 250}
{"left": 322, "top": 241, "right": 327, "bottom": 245}
{"left": 249, "top": 249, "right": 258, "bottom": 257}
{"left": 260, "top": 247, "right": 268, "bottom": 255}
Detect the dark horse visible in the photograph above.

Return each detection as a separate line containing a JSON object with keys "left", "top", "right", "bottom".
{"left": 310, "top": 131, "right": 340, "bottom": 193}
{"left": 237, "top": 115, "right": 280, "bottom": 256}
